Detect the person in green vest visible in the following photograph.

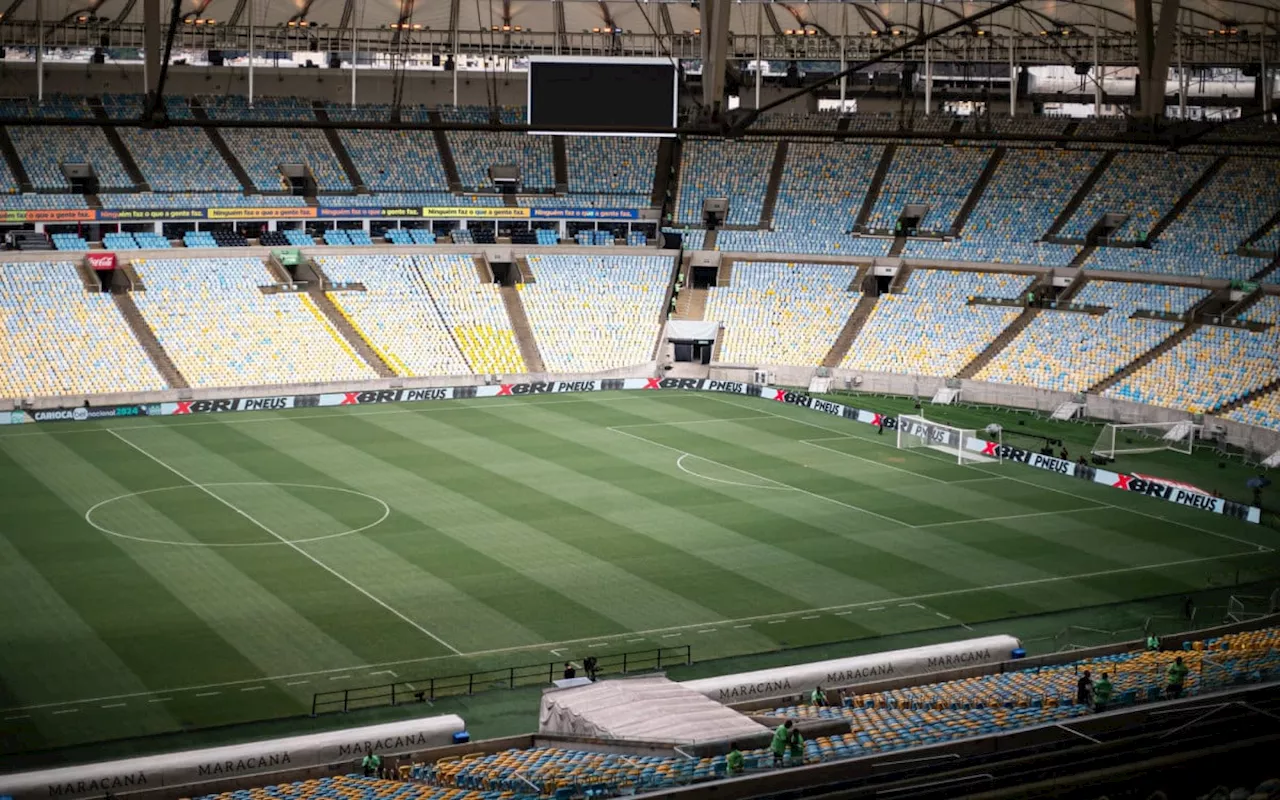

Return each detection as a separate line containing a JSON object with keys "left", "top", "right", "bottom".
{"left": 788, "top": 726, "right": 805, "bottom": 764}
{"left": 1147, "top": 633, "right": 1160, "bottom": 651}
{"left": 1093, "top": 672, "right": 1113, "bottom": 712}
{"left": 726, "top": 743, "right": 745, "bottom": 776}
{"left": 1167, "top": 656, "right": 1190, "bottom": 699}
{"left": 361, "top": 753, "right": 376, "bottom": 777}
{"left": 771, "top": 720, "right": 793, "bottom": 767}
{"left": 811, "top": 686, "right": 828, "bottom": 707}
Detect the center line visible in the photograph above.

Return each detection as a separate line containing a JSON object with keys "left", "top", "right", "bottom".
{"left": 107, "top": 429, "right": 461, "bottom": 656}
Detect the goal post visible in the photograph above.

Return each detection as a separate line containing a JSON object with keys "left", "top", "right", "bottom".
{"left": 896, "top": 414, "right": 999, "bottom": 464}
{"left": 1091, "top": 420, "right": 1201, "bottom": 459}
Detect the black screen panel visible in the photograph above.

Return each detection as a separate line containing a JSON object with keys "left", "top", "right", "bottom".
{"left": 529, "top": 60, "right": 676, "bottom": 135}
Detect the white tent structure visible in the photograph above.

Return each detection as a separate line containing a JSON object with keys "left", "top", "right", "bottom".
{"left": 538, "top": 677, "right": 769, "bottom": 745}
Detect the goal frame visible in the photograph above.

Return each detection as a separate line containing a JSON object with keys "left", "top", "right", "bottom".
{"left": 896, "top": 413, "right": 999, "bottom": 465}
{"left": 1091, "top": 420, "right": 1202, "bottom": 460}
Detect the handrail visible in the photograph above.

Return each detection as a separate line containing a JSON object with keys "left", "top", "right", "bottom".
{"left": 310, "top": 645, "right": 691, "bottom": 715}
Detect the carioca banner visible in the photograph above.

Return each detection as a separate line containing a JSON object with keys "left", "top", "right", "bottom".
{"left": 19, "top": 378, "right": 1262, "bottom": 524}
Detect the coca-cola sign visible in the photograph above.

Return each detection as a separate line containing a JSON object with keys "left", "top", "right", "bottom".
{"left": 86, "top": 252, "right": 117, "bottom": 271}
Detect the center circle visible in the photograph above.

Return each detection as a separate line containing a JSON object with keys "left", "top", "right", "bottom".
{"left": 85, "top": 482, "right": 391, "bottom": 548}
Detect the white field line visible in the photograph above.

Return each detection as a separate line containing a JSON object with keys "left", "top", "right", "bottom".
{"left": 106, "top": 429, "right": 463, "bottom": 655}
{"left": 675, "top": 453, "right": 794, "bottom": 492}
{"left": 611, "top": 416, "right": 771, "bottom": 429}
{"left": 2, "top": 547, "right": 1259, "bottom": 716}
{"left": 608, "top": 425, "right": 918, "bottom": 529}
{"left": 707, "top": 395, "right": 1274, "bottom": 553}
{"left": 0, "top": 394, "right": 672, "bottom": 438}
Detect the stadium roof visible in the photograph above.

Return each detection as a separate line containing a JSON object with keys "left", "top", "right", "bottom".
{"left": 7, "top": 0, "right": 1280, "bottom": 36}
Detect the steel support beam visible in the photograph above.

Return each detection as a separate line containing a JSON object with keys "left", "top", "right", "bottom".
{"left": 700, "top": 0, "right": 733, "bottom": 118}
{"left": 1134, "top": 0, "right": 1180, "bottom": 119}
{"left": 142, "top": 0, "right": 161, "bottom": 100}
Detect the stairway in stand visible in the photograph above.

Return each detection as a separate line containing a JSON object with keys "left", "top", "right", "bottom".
{"left": 305, "top": 282, "right": 398, "bottom": 378}
{"left": 1211, "top": 378, "right": 1280, "bottom": 417}
{"left": 87, "top": 98, "right": 150, "bottom": 192}
{"left": 1044, "top": 151, "right": 1116, "bottom": 239}
{"left": 189, "top": 98, "right": 256, "bottom": 193}
{"left": 673, "top": 287, "right": 709, "bottom": 320}
{"left": 854, "top": 144, "right": 897, "bottom": 230}
{"left": 1088, "top": 322, "right": 1201, "bottom": 394}
{"left": 0, "top": 127, "right": 33, "bottom": 192}
{"left": 758, "top": 141, "right": 789, "bottom": 228}
{"left": 312, "top": 103, "right": 368, "bottom": 193}
{"left": 956, "top": 306, "right": 1041, "bottom": 378}
{"left": 427, "top": 109, "right": 464, "bottom": 192}
{"left": 112, "top": 292, "right": 188, "bottom": 389}
{"left": 499, "top": 286, "right": 546, "bottom": 372}
{"left": 821, "top": 293, "right": 879, "bottom": 369}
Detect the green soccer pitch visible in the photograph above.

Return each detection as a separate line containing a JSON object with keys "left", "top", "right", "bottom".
{"left": 1, "top": 389, "right": 1277, "bottom": 754}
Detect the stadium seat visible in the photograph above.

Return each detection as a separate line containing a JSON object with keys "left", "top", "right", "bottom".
{"left": 706, "top": 261, "right": 861, "bottom": 366}
{"left": 841, "top": 269, "right": 1031, "bottom": 376}
{"left": 316, "top": 253, "right": 524, "bottom": 376}
{"left": 0, "top": 261, "right": 168, "bottom": 397}
{"left": 1061, "top": 153, "right": 1216, "bottom": 241}
{"left": 865, "top": 146, "right": 990, "bottom": 233}
{"left": 129, "top": 256, "right": 377, "bottom": 388}
{"left": 674, "top": 139, "right": 774, "bottom": 226}
{"left": 521, "top": 254, "right": 670, "bottom": 371}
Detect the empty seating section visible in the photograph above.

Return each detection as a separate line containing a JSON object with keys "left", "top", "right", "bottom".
{"left": 130, "top": 257, "right": 375, "bottom": 387}
{"left": 51, "top": 233, "right": 88, "bottom": 251}
{"left": 738, "top": 142, "right": 885, "bottom": 255}
{"left": 706, "top": 261, "right": 861, "bottom": 365}
{"left": 419, "top": 746, "right": 722, "bottom": 795}
{"left": 184, "top": 231, "right": 217, "bottom": 248}
{"left": 284, "top": 230, "right": 315, "bottom": 246}
{"left": 905, "top": 150, "right": 1099, "bottom": 266}
{"left": 337, "top": 129, "right": 449, "bottom": 192}
{"left": 674, "top": 139, "right": 774, "bottom": 226}
{"left": 201, "top": 97, "right": 349, "bottom": 192}
{"left": 1107, "top": 324, "right": 1280, "bottom": 413}
{"left": 192, "top": 775, "right": 529, "bottom": 800}
{"left": 0, "top": 193, "right": 90, "bottom": 209}
{"left": 565, "top": 136, "right": 657, "bottom": 205}
{"left": 102, "top": 192, "right": 306, "bottom": 209}
{"left": 318, "top": 193, "right": 502, "bottom": 207}
{"left": 520, "top": 194, "right": 643, "bottom": 209}
{"left": 866, "top": 146, "right": 989, "bottom": 233}
{"left": 521, "top": 255, "right": 669, "bottom": 371}
{"left": 317, "top": 254, "right": 523, "bottom": 376}
{"left": 1226, "top": 388, "right": 1280, "bottom": 432}
{"left": 448, "top": 124, "right": 554, "bottom": 190}
{"left": 1242, "top": 295, "right": 1280, "bottom": 324}
{"left": 976, "top": 281, "right": 1206, "bottom": 392}
{"left": 103, "top": 231, "right": 170, "bottom": 249}
{"left": 0, "top": 261, "right": 166, "bottom": 397}
{"left": 1084, "top": 158, "right": 1280, "bottom": 280}
{"left": 1061, "top": 153, "right": 1215, "bottom": 240}
{"left": 841, "top": 270, "right": 1029, "bottom": 376}
{"left": 117, "top": 126, "right": 241, "bottom": 191}
{"left": 8, "top": 125, "right": 133, "bottom": 189}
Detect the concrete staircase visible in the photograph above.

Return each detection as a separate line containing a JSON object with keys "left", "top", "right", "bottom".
{"left": 75, "top": 260, "right": 101, "bottom": 292}
{"left": 821, "top": 292, "right": 880, "bottom": 368}
{"left": 189, "top": 98, "right": 256, "bottom": 193}
{"left": 474, "top": 255, "right": 494, "bottom": 283}
{"left": 888, "top": 235, "right": 908, "bottom": 257}
{"left": 715, "top": 258, "right": 734, "bottom": 286}
{"left": 673, "top": 287, "right": 709, "bottom": 320}
{"left": 87, "top": 99, "right": 150, "bottom": 192}
{"left": 956, "top": 306, "right": 1041, "bottom": 378}
{"left": 1068, "top": 243, "right": 1098, "bottom": 269}
{"left": 305, "top": 282, "right": 398, "bottom": 378}
{"left": 758, "top": 141, "right": 789, "bottom": 228}
{"left": 855, "top": 144, "right": 897, "bottom": 230}
{"left": 427, "top": 109, "right": 464, "bottom": 192}
{"left": 1087, "top": 322, "right": 1201, "bottom": 394}
{"left": 1044, "top": 150, "right": 1116, "bottom": 239}
{"left": 312, "top": 103, "right": 368, "bottom": 193}
{"left": 1211, "top": 377, "right": 1280, "bottom": 416}
{"left": 1145, "top": 156, "right": 1226, "bottom": 243}
{"left": 887, "top": 264, "right": 913, "bottom": 294}
{"left": 552, "top": 136, "right": 569, "bottom": 194}
{"left": 515, "top": 255, "right": 536, "bottom": 284}
{"left": 0, "top": 126, "right": 34, "bottom": 192}
{"left": 499, "top": 286, "right": 546, "bottom": 372}
{"left": 950, "top": 147, "right": 1005, "bottom": 235}
{"left": 112, "top": 292, "right": 189, "bottom": 389}
{"left": 652, "top": 137, "right": 680, "bottom": 208}
{"left": 1251, "top": 256, "right": 1280, "bottom": 284}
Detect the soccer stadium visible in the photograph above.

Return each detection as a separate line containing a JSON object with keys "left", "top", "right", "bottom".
{"left": 1, "top": 0, "right": 1280, "bottom": 797}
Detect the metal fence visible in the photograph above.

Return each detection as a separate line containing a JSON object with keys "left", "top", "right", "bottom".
{"left": 311, "top": 645, "right": 691, "bottom": 715}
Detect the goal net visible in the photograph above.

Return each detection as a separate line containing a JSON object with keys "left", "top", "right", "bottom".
{"left": 896, "top": 414, "right": 998, "bottom": 464}
{"left": 1091, "top": 420, "right": 1201, "bottom": 459}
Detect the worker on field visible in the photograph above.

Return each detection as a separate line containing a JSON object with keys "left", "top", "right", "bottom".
{"left": 361, "top": 753, "right": 376, "bottom": 777}
{"left": 771, "top": 719, "right": 793, "bottom": 767}
{"left": 726, "top": 742, "right": 745, "bottom": 776}
{"left": 1167, "top": 656, "right": 1189, "bottom": 699}
{"left": 1093, "top": 672, "right": 1113, "bottom": 712}
{"left": 563, "top": 661, "right": 577, "bottom": 680}
{"left": 1147, "top": 633, "right": 1161, "bottom": 651}
{"left": 811, "top": 685, "right": 828, "bottom": 707}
